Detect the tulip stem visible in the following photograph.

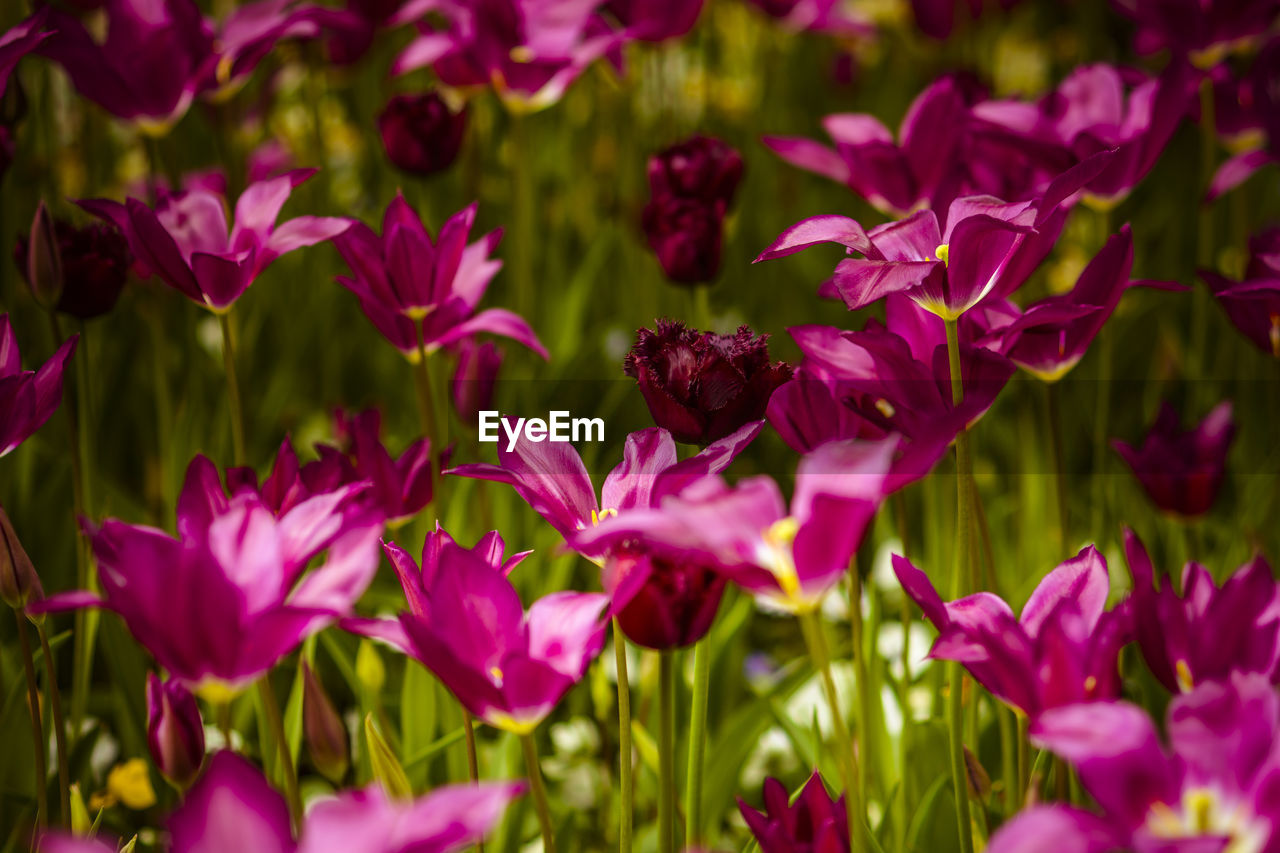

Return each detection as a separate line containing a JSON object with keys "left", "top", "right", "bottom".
{"left": 511, "top": 114, "right": 535, "bottom": 328}
{"left": 217, "top": 311, "right": 247, "bottom": 467}
{"left": 1193, "top": 74, "right": 1216, "bottom": 389}
{"left": 943, "top": 318, "right": 975, "bottom": 853}
{"left": 658, "top": 650, "right": 676, "bottom": 853}
{"left": 798, "top": 609, "right": 865, "bottom": 853}
{"left": 686, "top": 637, "right": 710, "bottom": 847}
{"left": 1044, "top": 383, "right": 1069, "bottom": 550}
{"left": 849, "top": 569, "right": 871, "bottom": 829}
{"left": 692, "top": 285, "right": 713, "bottom": 331}
{"left": 462, "top": 710, "right": 486, "bottom": 853}
{"left": 413, "top": 329, "right": 441, "bottom": 514}
{"left": 520, "top": 732, "right": 556, "bottom": 853}
{"left": 257, "top": 676, "right": 301, "bottom": 832}
{"left": 15, "top": 609, "right": 47, "bottom": 829}
{"left": 1016, "top": 711, "right": 1029, "bottom": 809}
{"left": 37, "top": 622, "right": 69, "bottom": 825}
{"left": 614, "top": 619, "right": 634, "bottom": 853}
{"left": 893, "top": 491, "right": 912, "bottom": 853}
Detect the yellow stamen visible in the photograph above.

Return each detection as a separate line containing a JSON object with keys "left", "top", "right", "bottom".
{"left": 590, "top": 507, "right": 618, "bottom": 526}
{"left": 874, "top": 398, "right": 896, "bottom": 419}
{"left": 935, "top": 243, "right": 950, "bottom": 266}
{"left": 1176, "top": 659, "right": 1194, "bottom": 693}
{"left": 1269, "top": 314, "right": 1279, "bottom": 358}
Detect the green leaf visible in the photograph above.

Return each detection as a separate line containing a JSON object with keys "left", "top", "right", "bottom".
{"left": 284, "top": 658, "right": 306, "bottom": 765}
{"left": 364, "top": 713, "right": 412, "bottom": 800}
{"left": 400, "top": 661, "right": 438, "bottom": 789}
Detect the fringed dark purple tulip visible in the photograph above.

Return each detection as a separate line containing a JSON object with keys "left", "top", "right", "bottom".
{"left": 165, "top": 750, "right": 522, "bottom": 852}
{"left": 38, "top": 0, "right": 214, "bottom": 132}
{"left": 1113, "top": 400, "right": 1236, "bottom": 517}
{"left": 1110, "top": 0, "right": 1280, "bottom": 63}
{"left": 392, "top": 0, "right": 623, "bottom": 110}
{"left": 605, "top": 0, "right": 704, "bottom": 41}
{"left": 624, "top": 321, "right": 792, "bottom": 445}
{"left": 0, "top": 313, "right": 78, "bottom": 457}
{"left": 894, "top": 546, "right": 1130, "bottom": 717}
{"left": 80, "top": 169, "right": 351, "bottom": 312}
{"left": 0, "top": 505, "right": 42, "bottom": 609}
{"left": 738, "top": 772, "right": 848, "bottom": 853}
{"left": 1201, "top": 226, "right": 1280, "bottom": 357}
{"left": 31, "top": 455, "right": 382, "bottom": 695}
{"left": 744, "top": 0, "right": 873, "bottom": 36}
{"left": 573, "top": 437, "right": 897, "bottom": 613}
{"left": 642, "top": 136, "right": 744, "bottom": 285}
{"left": 146, "top": 672, "right": 205, "bottom": 791}
{"left": 333, "top": 196, "right": 546, "bottom": 359}
{"left": 377, "top": 92, "right": 468, "bottom": 176}
{"left": 1123, "top": 528, "right": 1279, "bottom": 693}
{"left": 346, "top": 526, "right": 606, "bottom": 733}
{"left": 302, "top": 661, "right": 349, "bottom": 785}
{"left": 988, "top": 673, "right": 1280, "bottom": 853}
{"left": 14, "top": 218, "right": 131, "bottom": 320}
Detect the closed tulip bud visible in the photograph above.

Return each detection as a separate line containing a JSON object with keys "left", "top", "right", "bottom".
{"left": 145, "top": 672, "right": 205, "bottom": 791}
{"left": 624, "top": 321, "right": 793, "bottom": 445}
{"left": 451, "top": 339, "right": 502, "bottom": 423}
{"left": 647, "top": 135, "right": 744, "bottom": 207}
{"left": 377, "top": 92, "right": 468, "bottom": 176}
{"left": 25, "top": 201, "right": 63, "bottom": 311}
{"left": 302, "top": 661, "right": 349, "bottom": 785}
{"left": 14, "top": 218, "right": 131, "bottom": 319}
{"left": 641, "top": 196, "right": 725, "bottom": 285}
{"left": 0, "top": 505, "right": 42, "bottom": 610}
{"left": 605, "top": 550, "right": 726, "bottom": 650}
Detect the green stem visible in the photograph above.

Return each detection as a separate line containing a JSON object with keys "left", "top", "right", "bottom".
{"left": 849, "top": 570, "right": 871, "bottom": 830}
{"left": 257, "top": 676, "right": 301, "bottom": 832}
{"left": 692, "top": 285, "right": 713, "bottom": 331}
{"left": 658, "top": 651, "right": 676, "bottom": 853}
{"left": 511, "top": 114, "right": 535, "bottom": 328}
{"left": 893, "top": 491, "right": 912, "bottom": 853}
{"left": 462, "top": 710, "right": 484, "bottom": 853}
{"left": 413, "top": 329, "right": 441, "bottom": 513}
{"left": 686, "top": 637, "right": 711, "bottom": 848}
{"left": 217, "top": 701, "right": 234, "bottom": 752}
{"left": 37, "top": 622, "right": 69, "bottom": 825}
{"left": 1090, "top": 328, "right": 1113, "bottom": 545}
{"left": 998, "top": 705, "right": 1015, "bottom": 816}
{"left": 520, "top": 732, "right": 556, "bottom": 853}
{"left": 1044, "top": 382, "right": 1069, "bottom": 551}
{"left": 1193, "top": 74, "right": 1216, "bottom": 386}
{"left": 147, "top": 304, "right": 175, "bottom": 518}
{"left": 1016, "top": 712, "right": 1029, "bottom": 810}
{"left": 16, "top": 609, "right": 47, "bottom": 829}
{"left": 614, "top": 620, "right": 634, "bottom": 853}
{"left": 943, "top": 318, "right": 975, "bottom": 853}
{"left": 48, "top": 314, "right": 93, "bottom": 740}
{"left": 798, "top": 610, "right": 865, "bottom": 853}
{"left": 217, "top": 310, "right": 247, "bottom": 466}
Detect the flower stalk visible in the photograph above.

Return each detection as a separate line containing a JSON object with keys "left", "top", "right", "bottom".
{"left": 16, "top": 609, "right": 47, "bottom": 829}
{"left": 257, "top": 676, "right": 301, "bottom": 832}
{"left": 686, "top": 636, "right": 711, "bottom": 847}
{"left": 217, "top": 310, "right": 247, "bottom": 466}
{"left": 37, "top": 620, "right": 70, "bottom": 824}
{"left": 614, "top": 619, "right": 634, "bottom": 853}
{"left": 658, "top": 650, "right": 676, "bottom": 853}
{"left": 520, "top": 732, "right": 556, "bottom": 853}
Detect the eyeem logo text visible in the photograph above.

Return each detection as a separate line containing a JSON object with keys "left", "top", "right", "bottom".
{"left": 478, "top": 411, "right": 605, "bottom": 452}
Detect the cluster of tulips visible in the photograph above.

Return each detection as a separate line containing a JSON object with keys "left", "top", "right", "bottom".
{"left": 1, "top": 0, "right": 1279, "bottom": 851}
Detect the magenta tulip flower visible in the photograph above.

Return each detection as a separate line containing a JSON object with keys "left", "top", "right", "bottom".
{"left": 1208, "top": 40, "right": 1280, "bottom": 200}
{"left": 625, "top": 321, "right": 792, "bottom": 445}
{"left": 757, "top": 193, "right": 1085, "bottom": 320}
{"left": 450, "top": 422, "right": 760, "bottom": 550}
{"left": 1110, "top": 0, "right": 1280, "bottom": 63}
{"left": 908, "top": 0, "right": 1022, "bottom": 39}
{"left": 744, "top": 0, "right": 873, "bottom": 36}
{"left": 31, "top": 455, "right": 381, "bottom": 696}
{"left": 0, "top": 11, "right": 52, "bottom": 98}
{"left": 739, "top": 771, "right": 849, "bottom": 853}
{"left": 392, "top": 0, "right": 622, "bottom": 111}
{"left": 15, "top": 217, "right": 132, "bottom": 320}
{"left": 573, "top": 437, "right": 897, "bottom": 613}
{"left": 147, "top": 672, "right": 206, "bottom": 790}
{"left": 80, "top": 169, "right": 352, "bottom": 312}
{"left": 39, "top": 0, "right": 214, "bottom": 132}
{"left": 978, "top": 225, "right": 1142, "bottom": 381}
{"left": 988, "top": 673, "right": 1280, "bottom": 853}
{"left": 1202, "top": 226, "right": 1280, "bottom": 357}
{"left": 605, "top": 0, "right": 705, "bottom": 41}
{"left": 348, "top": 526, "right": 605, "bottom": 733}
{"left": 334, "top": 195, "right": 546, "bottom": 359}
{"left": 0, "top": 314, "right": 77, "bottom": 457}
{"left": 1113, "top": 400, "right": 1236, "bottom": 517}
{"left": 206, "top": 0, "right": 345, "bottom": 96}
{"left": 894, "top": 546, "right": 1130, "bottom": 717}
{"left": 1123, "top": 528, "right": 1279, "bottom": 693}
{"left": 168, "top": 751, "right": 521, "bottom": 853}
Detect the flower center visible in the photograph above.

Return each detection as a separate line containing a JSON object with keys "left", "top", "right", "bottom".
{"left": 1176, "top": 659, "right": 1195, "bottom": 693}
{"left": 758, "top": 517, "right": 802, "bottom": 602}
{"left": 1145, "top": 787, "right": 1266, "bottom": 853}
{"left": 935, "top": 244, "right": 950, "bottom": 266}
{"left": 590, "top": 507, "right": 618, "bottom": 526}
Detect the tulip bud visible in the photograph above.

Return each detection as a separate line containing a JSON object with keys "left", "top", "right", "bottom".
{"left": 69, "top": 784, "right": 92, "bottom": 836}
{"left": 356, "top": 639, "right": 386, "bottom": 697}
{"left": 377, "top": 92, "right": 468, "bottom": 176}
{"left": 624, "top": 320, "right": 793, "bottom": 445}
{"left": 145, "top": 672, "right": 205, "bottom": 791}
{"left": 451, "top": 339, "right": 502, "bottom": 423}
{"left": 14, "top": 218, "right": 130, "bottom": 320}
{"left": 605, "top": 550, "right": 726, "bottom": 650}
{"left": 641, "top": 196, "right": 725, "bottom": 285}
{"left": 26, "top": 201, "right": 63, "bottom": 311}
{"left": 0, "top": 505, "right": 43, "bottom": 610}
{"left": 302, "top": 662, "right": 349, "bottom": 785}
{"left": 647, "top": 135, "right": 744, "bottom": 207}
{"left": 364, "top": 713, "right": 411, "bottom": 800}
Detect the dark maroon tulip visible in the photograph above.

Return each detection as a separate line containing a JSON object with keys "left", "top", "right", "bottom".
{"left": 0, "top": 505, "right": 42, "bottom": 610}
{"left": 604, "top": 550, "right": 726, "bottom": 650}
{"left": 606, "top": 0, "right": 704, "bottom": 41}
{"left": 146, "top": 672, "right": 204, "bottom": 791}
{"left": 377, "top": 92, "right": 468, "bottom": 176}
{"left": 302, "top": 661, "right": 349, "bottom": 785}
{"left": 1113, "top": 401, "right": 1236, "bottom": 517}
{"left": 14, "top": 218, "right": 131, "bottom": 319}
{"left": 648, "top": 135, "right": 744, "bottom": 207}
{"left": 451, "top": 338, "right": 502, "bottom": 423}
{"left": 641, "top": 195, "right": 725, "bottom": 284}
{"left": 739, "top": 771, "right": 849, "bottom": 853}
{"left": 624, "top": 320, "right": 793, "bottom": 445}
